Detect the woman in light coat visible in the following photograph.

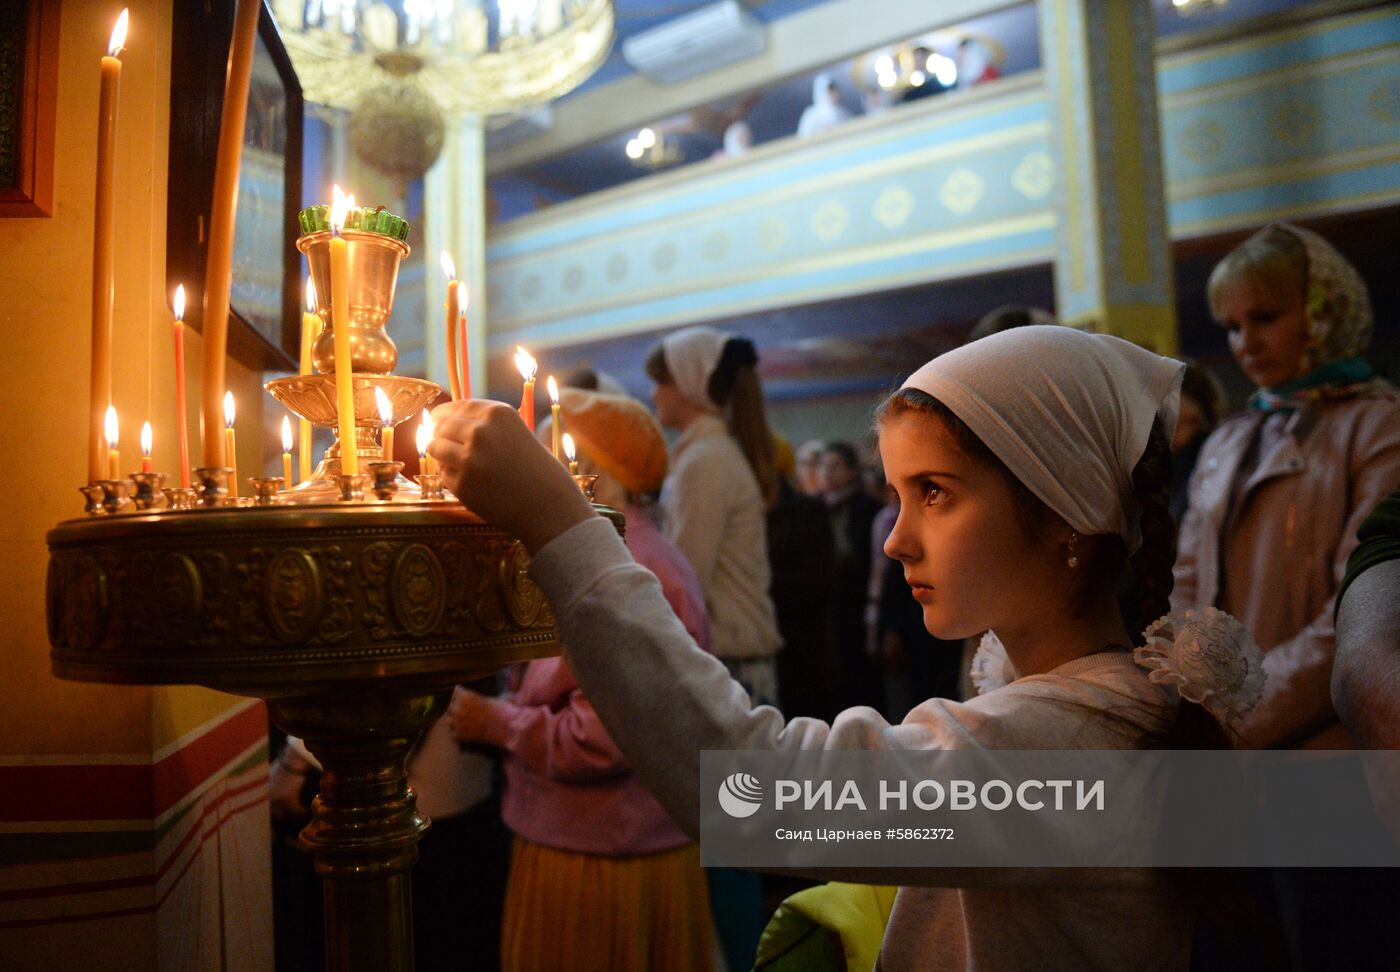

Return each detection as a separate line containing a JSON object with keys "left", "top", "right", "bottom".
{"left": 1174, "top": 222, "right": 1400, "bottom": 971}
{"left": 1173, "top": 222, "right": 1400, "bottom": 751}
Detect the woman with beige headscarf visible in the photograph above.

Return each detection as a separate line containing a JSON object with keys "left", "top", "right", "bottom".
{"left": 1174, "top": 223, "right": 1400, "bottom": 972}
{"left": 1174, "top": 223, "right": 1400, "bottom": 751}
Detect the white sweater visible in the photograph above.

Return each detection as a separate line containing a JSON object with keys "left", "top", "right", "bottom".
{"left": 530, "top": 516, "right": 1194, "bottom": 972}
{"left": 660, "top": 415, "right": 781, "bottom": 660}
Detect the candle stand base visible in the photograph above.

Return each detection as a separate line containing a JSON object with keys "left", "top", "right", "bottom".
{"left": 96, "top": 479, "right": 132, "bottom": 515}
{"left": 46, "top": 501, "right": 622, "bottom": 972}
{"left": 129, "top": 472, "right": 167, "bottom": 510}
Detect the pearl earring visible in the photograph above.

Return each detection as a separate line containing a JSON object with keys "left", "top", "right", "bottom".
{"left": 1067, "top": 532, "right": 1079, "bottom": 569}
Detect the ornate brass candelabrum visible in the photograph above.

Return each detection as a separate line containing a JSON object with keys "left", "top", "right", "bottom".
{"left": 265, "top": 205, "right": 437, "bottom": 502}
{"left": 46, "top": 206, "right": 620, "bottom": 972}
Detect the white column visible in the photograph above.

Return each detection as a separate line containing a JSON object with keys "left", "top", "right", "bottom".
{"left": 423, "top": 114, "right": 487, "bottom": 395}
{"left": 1037, "top": 0, "right": 1177, "bottom": 353}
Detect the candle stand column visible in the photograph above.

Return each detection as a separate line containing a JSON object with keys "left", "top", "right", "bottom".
{"left": 271, "top": 692, "right": 448, "bottom": 972}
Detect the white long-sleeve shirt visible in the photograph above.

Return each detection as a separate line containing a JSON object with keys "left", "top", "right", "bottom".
{"left": 660, "top": 415, "right": 781, "bottom": 660}
{"left": 529, "top": 516, "right": 1193, "bottom": 972}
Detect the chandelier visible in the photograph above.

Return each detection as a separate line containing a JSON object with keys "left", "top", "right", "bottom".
{"left": 624, "top": 127, "right": 682, "bottom": 170}
{"left": 269, "top": 0, "right": 616, "bottom": 117}
{"left": 853, "top": 42, "right": 965, "bottom": 101}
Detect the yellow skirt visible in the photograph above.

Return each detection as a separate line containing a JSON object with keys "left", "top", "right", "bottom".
{"left": 500, "top": 836, "right": 713, "bottom": 972}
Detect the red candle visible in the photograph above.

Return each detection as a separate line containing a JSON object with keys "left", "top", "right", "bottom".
{"left": 140, "top": 421, "right": 153, "bottom": 473}
{"left": 172, "top": 285, "right": 190, "bottom": 487}
{"left": 441, "top": 252, "right": 462, "bottom": 400}
{"left": 458, "top": 282, "right": 471, "bottom": 398}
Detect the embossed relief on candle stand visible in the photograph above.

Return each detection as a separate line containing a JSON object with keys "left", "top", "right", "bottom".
{"left": 391, "top": 544, "right": 446, "bottom": 638}
{"left": 500, "top": 540, "right": 553, "bottom": 629}
{"left": 156, "top": 553, "right": 204, "bottom": 641}
{"left": 266, "top": 549, "right": 324, "bottom": 643}
{"left": 45, "top": 511, "right": 579, "bottom": 692}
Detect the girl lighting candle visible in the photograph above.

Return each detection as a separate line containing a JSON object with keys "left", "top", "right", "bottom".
{"left": 515, "top": 346, "right": 538, "bottom": 431}
{"left": 172, "top": 285, "right": 191, "bottom": 488}
{"left": 329, "top": 186, "right": 358, "bottom": 475}
{"left": 282, "top": 415, "right": 294, "bottom": 484}
{"left": 223, "top": 391, "right": 238, "bottom": 498}
{"left": 422, "top": 326, "right": 1269, "bottom": 971}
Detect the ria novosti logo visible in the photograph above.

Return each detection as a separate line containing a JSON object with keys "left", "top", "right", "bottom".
{"left": 717, "top": 773, "right": 764, "bottom": 818}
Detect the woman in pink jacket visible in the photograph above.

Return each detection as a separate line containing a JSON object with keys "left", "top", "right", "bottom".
{"left": 448, "top": 388, "right": 713, "bottom": 972}
{"left": 1173, "top": 222, "right": 1400, "bottom": 751}
{"left": 1174, "top": 222, "right": 1400, "bottom": 971}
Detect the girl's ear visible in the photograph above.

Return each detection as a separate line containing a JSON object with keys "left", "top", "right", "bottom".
{"left": 1048, "top": 518, "right": 1076, "bottom": 551}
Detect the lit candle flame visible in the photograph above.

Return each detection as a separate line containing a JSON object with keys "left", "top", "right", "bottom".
{"left": 457, "top": 281, "right": 468, "bottom": 309}
{"left": 375, "top": 387, "right": 393, "bottom": 426}
{"left": 547, "top": 375, "right": 559, "bottom": 404}
{"left": 223, "top": 390, "right": 235, "bottom": 429}
{"left": 440, "top": 251, "right": 457, "bottom": 280}
{"left": 304, "top": 276, "right": 317, "bottom": 313}
{"left": 104, "top": 406, "right": 119, "bottom": 450}
{"left": 515, "top": 346, "right": 537, "bottom": 381}
{"left": 329, "top": 184, "right": 354, "bottom": 233}
{"left": 562, "top": 433, "right": 576, "bottom": 463}
{"left": 173, "top": 284, "right": 185, "bottom": 321}
{"left": 417, "top": 409, "right": 434, "bottom": 456}
{"left": 108, "top": 9, "right": 129, "bottom": 57}
{"left": 281, "top": 415, "right": 293, "bottom": 453}
{"left": 140, "top": 421, "right": 152, "bottom": 458}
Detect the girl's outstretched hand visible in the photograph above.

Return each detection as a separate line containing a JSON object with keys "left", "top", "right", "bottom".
{"left": 429, "top": 399, "right": 595, "bottom": 553}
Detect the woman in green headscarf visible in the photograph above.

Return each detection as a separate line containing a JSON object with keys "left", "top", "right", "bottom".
{"left": 1174, "top": 222, "right": 1400, "bottom": 752}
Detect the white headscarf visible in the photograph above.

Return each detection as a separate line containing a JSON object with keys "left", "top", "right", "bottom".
{"left": 900, "top": 326, "right": 1183, "bottom": 550}
{"left": 956, "top": 38, "right": 991, "bottom": 90}
{"left": 1269, "top": 222, "right": 1372, "bottom": 367}
{"left": 661, "top": 326, "right": 730, "bottom": 411}
{"left": 592, "top": 370, "right": 630, "bottom": 397}
{"left": 797, "top": 73, "right": 850, "bottom": 138}
{"left": 722, "top": 120, "right": 753, "bottom": 157}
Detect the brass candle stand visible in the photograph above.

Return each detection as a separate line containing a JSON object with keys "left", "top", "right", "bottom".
{"left": 48, "top": 205, "right": 625, "bottom": 972}
{"left": 47, "top": 501, "right": 623, "bottom": 972}
{"left": 264, "top": 205, "right": 436, "bottom": 504}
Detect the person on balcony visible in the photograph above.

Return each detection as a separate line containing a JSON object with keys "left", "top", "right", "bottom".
{"left": 797, "top": 73, "right": 851, "bottom": 138}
